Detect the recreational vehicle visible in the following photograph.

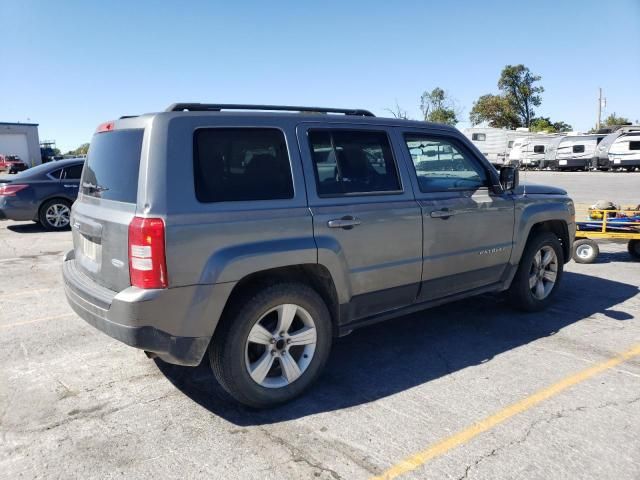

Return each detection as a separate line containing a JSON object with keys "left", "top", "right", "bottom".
{"left": 592, "top": 126, "right": 640, "bottom": 170}
{"left": 543, "top": 134, "right": 606, "bottom": 171}
{"left": 607, "top": 131, "right": 640, "bottom": 171}
{"left": 462, "top": 127, "right": 523, "bottom": 166}
{"left": 509, "top": 134, "right": 563, "bottom": 169}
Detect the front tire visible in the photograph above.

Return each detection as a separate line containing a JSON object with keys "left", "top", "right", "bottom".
{"left": 628, "top": 240, "right": 640, "bottom": 260}
{"left": 209, "top": 283, "right": 332, "bottom": 408}
{"left": 39, "top": 199, "right": 71, "bottom": 231}
{"left": 508, "top": 232, "right": 564, "bottom": 312}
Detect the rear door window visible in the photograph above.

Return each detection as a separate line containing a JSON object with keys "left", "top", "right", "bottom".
{"left": 63, "top": 164, "right": 84, "bottom": 179}
{"left": 82, "top": 129, "right": 143, "bottom": 202}
{"left": 194, "top": 128, "right": 293, "bottom": 202}
{"left": 308, "top": 130, "right": 401, "bottom": 196}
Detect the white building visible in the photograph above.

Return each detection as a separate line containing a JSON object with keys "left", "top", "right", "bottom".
{"left": 0, "top": 122, "right": 41, "bottom": 167}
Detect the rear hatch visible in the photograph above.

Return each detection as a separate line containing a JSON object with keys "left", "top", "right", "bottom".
{"left": 72, "top": 128, "right": 144, "bottom": 292}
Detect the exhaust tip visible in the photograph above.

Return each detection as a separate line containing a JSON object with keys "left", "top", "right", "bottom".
{"left": 144, "top": 350, "right": 158, "bottom": 359}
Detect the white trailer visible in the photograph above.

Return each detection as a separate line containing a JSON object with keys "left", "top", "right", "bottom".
{"left": 462, "top": 127, "right": 524, "bottom": 166}
{"left": 592, "top": 126, "right": 640, "bottom": 170}
{"left": 543, "top": 134, "right": 606, "bottom": 171}
{"left": 608, "top": 131, "right": 640, "bottom": 171}
{"left": 508, "top": 133, "right": 564, "bottom": 169}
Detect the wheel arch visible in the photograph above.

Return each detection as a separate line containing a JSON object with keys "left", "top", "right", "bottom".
{"left": 37, "top": 196, "right": 73, "bottom": 224}
{"left": 514, "top": 202, "right": 574, "bottom": 265}
{"left": 217, "top": 264, "right": 342, "bottom": 338}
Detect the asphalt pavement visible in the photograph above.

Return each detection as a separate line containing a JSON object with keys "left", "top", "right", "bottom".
{"left": 1, "top": 171, "right": 639, "bottom": 479}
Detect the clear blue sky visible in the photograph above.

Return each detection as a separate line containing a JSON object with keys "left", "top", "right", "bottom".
{"left": 1, "top": 0, "right": 639, "bottom": 152}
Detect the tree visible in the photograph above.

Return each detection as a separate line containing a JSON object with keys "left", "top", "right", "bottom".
{"left": 498, "top": 64, "right": 544, "bottom": 127}
{"left": 530, "top": 117, "right": 572, "bottom": 133}
{"left": 551, "top": 120, "right": 572, "bottom": 132}
{"left": 469, "top": 64, "right": 544, "bottom": 129}
{"left": 385, "top": 101, "right": 410, "bottom": 120}
{"left": 65, "top": 143, "right": 90, "bottom": 156}
{"left": 420, "top": 87, "right": 458, "bottom": 125}
{"left": 603, "top": 113, "right": 630, "bottom": 126}
{"left": 469, "top": 94, "right": 520, "bottom": 129}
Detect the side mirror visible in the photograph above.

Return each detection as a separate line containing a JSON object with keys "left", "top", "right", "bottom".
{"left": 499, "top": 166, "right": 519, "bottom": 191}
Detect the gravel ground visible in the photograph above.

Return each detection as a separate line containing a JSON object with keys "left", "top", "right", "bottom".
{"left": 1, "top": 171, "right": 639, "bottom": 479}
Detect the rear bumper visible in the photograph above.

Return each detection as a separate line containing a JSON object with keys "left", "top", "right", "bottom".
{"left": 611, "top": 159, "right": 640, "bottom": 167}
{"left": 0, "top": 197, "right": 37, "bottom": 221}
{"left": 62, "top": 251, "right": 212, "bottom": 366}
{"left": 556, "top": 158, "right": 590, "bottom": 168}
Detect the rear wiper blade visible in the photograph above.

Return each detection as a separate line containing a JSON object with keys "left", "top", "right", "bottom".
{"left": 82, "top": 181, "right": 109, "bottom": 193}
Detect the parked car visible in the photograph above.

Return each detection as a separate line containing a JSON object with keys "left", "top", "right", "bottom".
{"left": 0, "top": 155, "right": 28, "bottom": 174}
{"left": 62, "top": 104, "right": 575, "bottom": 408}
{"left": 0, "top": 158, "right": 84, "bottom": 230}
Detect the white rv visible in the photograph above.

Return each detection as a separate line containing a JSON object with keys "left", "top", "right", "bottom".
{"left": 543, "top": 134, "right": 606, "bottom": 171}
{"left": 509, "top": 133, "right": 564, "bottom": 169}
{"left": 592, "top": 126, "right": 640, "bottom": 171}
{"left": 608, "top": 131, "right": 640, "bottom": 171}
{"left": 462, "top": 127, "right": 524, "bottom": 166}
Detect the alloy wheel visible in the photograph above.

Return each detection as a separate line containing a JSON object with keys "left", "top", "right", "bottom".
{"left": 45, "top": 204, "right": 70, "bottom": 228}
{"left": 529, "top": 245, "right": 558, "bottom": 300}
{"left": 245, "top": 303, "right": 317, "bottom": 389}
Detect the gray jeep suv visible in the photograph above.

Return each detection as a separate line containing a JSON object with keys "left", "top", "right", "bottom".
{"left": 63, "top": 103, "right": 575, "bottom": 408}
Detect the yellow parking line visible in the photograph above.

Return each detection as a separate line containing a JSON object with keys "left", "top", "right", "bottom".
{"left": 371, "top": 343, "right": 640, "bottom": 480}
{"left": 0, "top": 313, "right": 75, "bottom": 330}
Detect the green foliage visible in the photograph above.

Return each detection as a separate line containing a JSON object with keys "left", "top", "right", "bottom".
{"left": 530, "top": 117, "right": 572, "bottom": 133}
{"left": 551, "top": 120, "right": 572, "bottom": 132}
{"left": 65, "top": 143, "right": 90, "bottom": 156}
{"left": 420, "top": 87, "right": 458, "bottom": 125}
{"left": 498, "top": 64, "right": 543, "bottom": 127}
{"left": 470, "top": 64, "right": 544, "bottom": 128}
{"left": 469, "top": 94, "right": 520, "bottom": 129}
{"left": 603, "top": 113, "right": 630, "bottom": 126}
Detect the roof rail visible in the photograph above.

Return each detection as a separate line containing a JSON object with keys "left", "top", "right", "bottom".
{"left": 165, "top": 103, "right": 375, "bottom": 117}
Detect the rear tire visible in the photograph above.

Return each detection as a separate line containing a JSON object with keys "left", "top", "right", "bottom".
{"left": 573, "top": 239, "right": 599, "bottom": 264}
{"left": 628, "top": 240, "right": 640, "bottom": 260}
{"left": 209, "top": 282, "right": 332, "bottom": 408}
{"left": 508, "top": 232, "right": 564, "bottom": 312}
{"left": 38, "top": 199, "right": 71, "bottom": 231}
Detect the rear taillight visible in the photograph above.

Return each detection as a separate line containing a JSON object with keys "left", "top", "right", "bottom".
{"left": 128, "top": 217, "right": 168, "bottom": 289}
{"left": 0, "top": 184, "right": 29, "bottom": 196}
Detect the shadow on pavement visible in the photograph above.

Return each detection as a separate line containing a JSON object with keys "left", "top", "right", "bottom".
{"left": 155, "top": 271, "right": 638, "bottom": 425}
{"left": 6, "top": 222, "right": 50, "bottom": 234}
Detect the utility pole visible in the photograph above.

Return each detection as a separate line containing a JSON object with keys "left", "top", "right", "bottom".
{"left": 596, "top": 87, "right": 602, "bottom": 131}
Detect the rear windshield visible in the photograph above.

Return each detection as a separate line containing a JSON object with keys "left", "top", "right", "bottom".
{"left": 82, "top": 129, "right": 143, "bottom": 202}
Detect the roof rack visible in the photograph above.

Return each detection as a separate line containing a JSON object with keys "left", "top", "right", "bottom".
{"left": 165, "top": 103, "right": 375, "bottom": 117}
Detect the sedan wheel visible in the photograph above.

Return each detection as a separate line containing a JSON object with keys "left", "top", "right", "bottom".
{"left": 46, "top": 204, "right": 71, "bottom": 228}
{"left": 39, "top": 199, "right": 72, "bottom": 231}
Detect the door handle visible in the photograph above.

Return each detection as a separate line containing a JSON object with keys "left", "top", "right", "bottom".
{"left": 430, "top": 208, "right": 455, "bottom": 219}
{"left": 64, "top": 184, "right": 78, "bottom": 188}
{"left": 327, "top": 216, "right": 362, "bottom": 229}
